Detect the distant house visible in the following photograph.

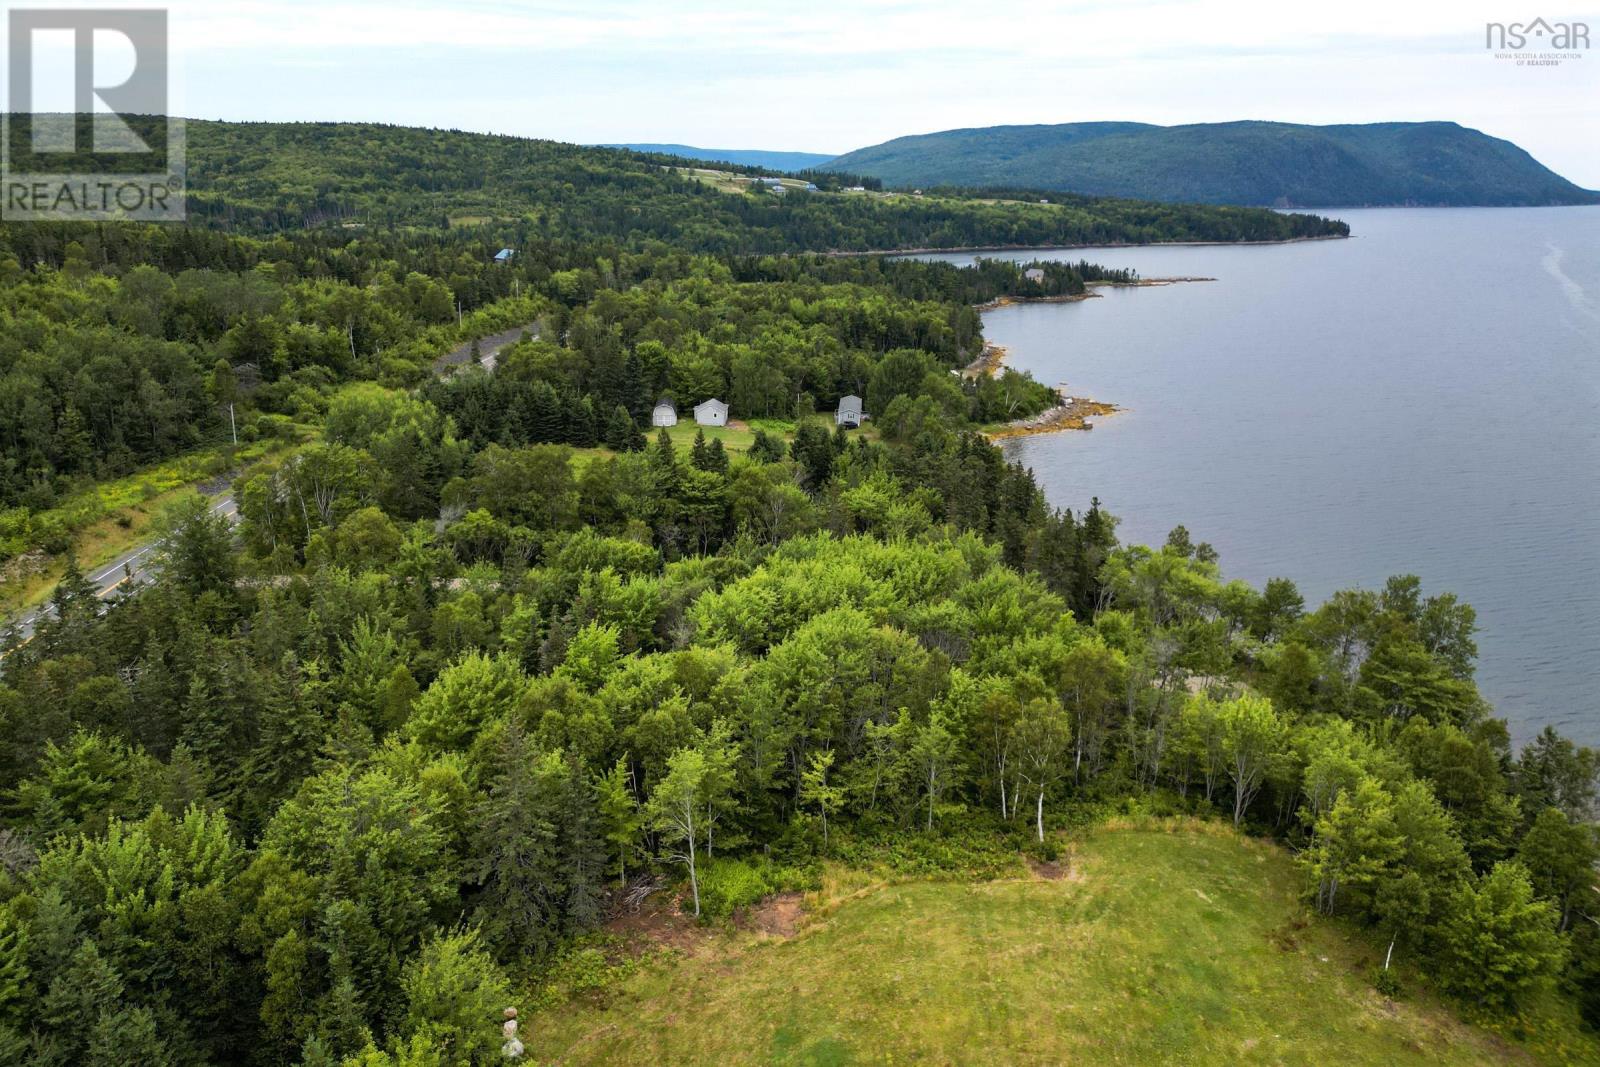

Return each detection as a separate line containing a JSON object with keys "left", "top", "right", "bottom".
{"left": 492, "top": 248, "right": 516, "bottom": 264}
{"left": 803, "top": 182, "right": 819, "bottom": 192}
{"left": 835, "top": 394, "right": 864, "bottom": 428}
{"left": 847, "top": 185, "right": 866, "bottom": 192}
{"left": 1023, "top": 268, "right": 1046, "bottom": 284}
{"left": 694, "top": 399, "right": 729, "bottom": 426}
{"left": 651, "top": 398, "right": 678, "bottom": 427}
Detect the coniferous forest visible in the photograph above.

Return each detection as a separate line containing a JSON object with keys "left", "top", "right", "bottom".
{"left": 1, "top": 125, "right": 1595, "bottom": 1066}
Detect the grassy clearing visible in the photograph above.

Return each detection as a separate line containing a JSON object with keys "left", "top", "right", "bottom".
{"left": 524, "top": 824, "right": 1590, "bottom": 1066}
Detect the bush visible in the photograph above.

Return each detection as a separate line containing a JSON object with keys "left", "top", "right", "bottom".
{"left": 1373, "top": 967, "right": 1403, "bottom": 998}
{"left": 696, "top": 857, "right": 774, "bottom": 919}
{"left": 526, "top": 940, "right": 637, "bottom": 1011}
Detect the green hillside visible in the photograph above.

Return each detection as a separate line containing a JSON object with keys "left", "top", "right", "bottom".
{"left": 526, "top": 823, "right": 1582, "bottom": 1065}
{"left": 823, "top": 121, "right": 1600, "bottom": 207}
{"left": 597, "top": 144, "right": 839, "bottom": 172}
{"left": 170, "top": 119, "right": 1346, "bottom": 247}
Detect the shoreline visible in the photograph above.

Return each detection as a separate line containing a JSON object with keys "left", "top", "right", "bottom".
{"left": 987, "top": 396, "right": 1121, "bottom": 439}
{"left": 975, "top": 276, "right": 1217, "bottom": 312}
{"left": 970, "top": 275, "right": 1210, "bottom": 433}
{"left": 835, "top": 233, "right": 1350, "bottom": 258}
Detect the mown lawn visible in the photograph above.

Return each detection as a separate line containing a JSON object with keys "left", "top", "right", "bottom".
{"left": 525, "top": 824, "right": 1590, "bottom": 1066}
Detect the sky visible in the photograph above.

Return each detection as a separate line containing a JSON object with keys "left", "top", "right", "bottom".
{"left": 19, "top": 0, "right": 1600, "bottom": 186}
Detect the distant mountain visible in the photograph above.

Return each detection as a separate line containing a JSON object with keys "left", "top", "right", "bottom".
{"left": 601, "top": 143, "right": 838, "bottom": 173}
{"left": 822, "top": 121, "right": 1599, "bottom": 207}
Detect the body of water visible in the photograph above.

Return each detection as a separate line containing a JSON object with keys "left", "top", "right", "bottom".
{"left": 921, "top": 207, "right": 1600, "bottom": 745}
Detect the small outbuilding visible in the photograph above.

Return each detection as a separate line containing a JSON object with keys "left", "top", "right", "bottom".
{"left": 694, "top": 398, "right": 728, "bottom": 427}
{"left": 651, "top": 398, "right": 678, "bottom": 427}
{"left": 1023, "top": 267, "right": 1046, "bottom": 283}
{"left": 835, "top": 394, "right": 864, "bottom": 428}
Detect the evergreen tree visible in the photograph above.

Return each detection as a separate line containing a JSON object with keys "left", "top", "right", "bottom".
{"left": 470, "top": 724, "right": 564, "bottom": 959}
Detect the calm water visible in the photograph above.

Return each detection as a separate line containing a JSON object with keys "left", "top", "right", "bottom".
{"left": 922, "top": 208, "right": 1600, "bottom": 745}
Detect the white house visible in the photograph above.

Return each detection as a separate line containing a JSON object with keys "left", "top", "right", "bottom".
{"left": 693, "top": 399, "right": 728, "bottom": 427}
{"left": 835, "top": 394, "right": 864, "bottom": 428}
{"left": 651, "top": 399, "right": 677, "bottom": 427}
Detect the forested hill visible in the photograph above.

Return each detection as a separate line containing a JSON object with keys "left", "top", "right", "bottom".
{"left": 822, "top": 120, "right": 1600, "bottom": 207}
{"left": 597, "top": 143, "right": 838, "bottom": 172}
{"left": 178, "top": 120, "right": 1346, "bottom": 249}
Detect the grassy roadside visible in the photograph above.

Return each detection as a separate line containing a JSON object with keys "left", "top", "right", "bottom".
{"left": 523, "top": 820, "right": 1594, "bottom": 1066}
{"left": 0, "top": 432, "right": 310, "bottom": 617}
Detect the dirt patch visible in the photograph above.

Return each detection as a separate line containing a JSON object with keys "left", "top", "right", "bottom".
{"left": 743, "top": 892, "right": 806, "bottom": 938}
{"left": 1267, "top": 914, "right": 1310, "bottom": 952}
{"left": 1028, "top": 857, "right": 1070, "bottom": 881}
{"left": 604, "top": 890, "right": 709, "bottom": 957}
{"left": 1027, "top": 854, "right": 1086, "bottom": 883}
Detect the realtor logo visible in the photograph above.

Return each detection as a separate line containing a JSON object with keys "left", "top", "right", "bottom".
{"left": 1485, "top": 17, "right": 1590, "bottom": 66}
{"left": 3, "top": 8, "right": 185, "bottom": 221}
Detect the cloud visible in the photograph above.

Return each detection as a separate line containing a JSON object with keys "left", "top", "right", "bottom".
{"left": 152, "top": 0, "right": 1598, "bottom": 185}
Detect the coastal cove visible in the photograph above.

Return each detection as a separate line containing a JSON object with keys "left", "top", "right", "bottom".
{"left": 920, "top": 207, "right": 1600, "bottom": 746}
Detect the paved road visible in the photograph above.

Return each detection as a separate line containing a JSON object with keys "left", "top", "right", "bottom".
{"left": 4, "top": 322, "right": 532, "bottom": 656}
{"left": 2, "top": 494, "right": 238, "bottom": 653}
{"left": 430, "top": 322, "right": 538, "bottom": 376}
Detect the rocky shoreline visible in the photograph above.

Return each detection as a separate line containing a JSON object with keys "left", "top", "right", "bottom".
{"left": 988, "top": 396, "right": 1121, "bottom": 439}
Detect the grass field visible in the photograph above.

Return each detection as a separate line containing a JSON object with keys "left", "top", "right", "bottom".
{"left": 525, "top": 823, "right": 1594, "bottom": 1066}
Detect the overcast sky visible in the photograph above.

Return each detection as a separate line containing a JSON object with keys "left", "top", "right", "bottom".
{"left": 61, "top": 0, "right": 1600, "bottom": 185}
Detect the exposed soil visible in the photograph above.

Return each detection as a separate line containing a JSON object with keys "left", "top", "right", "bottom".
{"left": 604, "top": 891, "right": 709, "bottom": 957}
{"left": 1028, "top": 857, "right": 1071, "bottom": 880}
{"left": 603, "top": 888, "right": 809, "bottom": 957}
{"left": 742, "top": 892, "right": 806, "bottom": 938}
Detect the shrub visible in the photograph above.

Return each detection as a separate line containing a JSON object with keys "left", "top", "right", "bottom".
{"left": 696, "top": 856, "right": 774, "bottom": 919}
{"left": 1373, "top": 967, "right": 1403, "bottom": 999}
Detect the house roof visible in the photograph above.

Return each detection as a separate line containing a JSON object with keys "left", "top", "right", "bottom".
{"left": 653, "top": 398, "right": 676, "bottom": 411}
{"left": 694, "top": 398, "right": 727, "bottom": 411}
{"left": 493, "top": 248, "right": 515, "bottom": 261}
{"left": 837, "top": 394, "right": 863, "bottom": 411}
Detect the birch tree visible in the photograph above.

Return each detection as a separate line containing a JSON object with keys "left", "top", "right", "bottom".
{"left": 1013, "top": 698, "right": 1072, "bottom": 842}
{"left": 1218, "top": 693, "right": 1285, "bottom": 826}
{"left": 799, "top": 749, "right": 844, "bottom": 849}
{"left": 646, "top": 746, "right": 708, "bottom": 917}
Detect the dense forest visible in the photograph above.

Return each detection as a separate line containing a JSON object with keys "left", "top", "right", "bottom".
{"left": 821, "top": 120, "right": 1600, "bottom": 207}
{"left": 1, "top": 123, "right": 1595, "bottom": 1066}
{"left": 0, "top": 214, "right": 1121, "bottom": 558}
{"left": 176, "top": 121, "right": 1348, "bottom": 247}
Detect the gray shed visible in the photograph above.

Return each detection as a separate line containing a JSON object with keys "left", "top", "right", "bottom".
{"left": 694, "top": 398, "right": 729, "bottom": 426}
{"left": 1023, "top": 267, "right": 1046, "bottom": 283}
{"left": 835, "top": 394, "right": 864, "bottom": 428}
{"left": 651, "top": 399, "right": 678, "bottom": 427}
